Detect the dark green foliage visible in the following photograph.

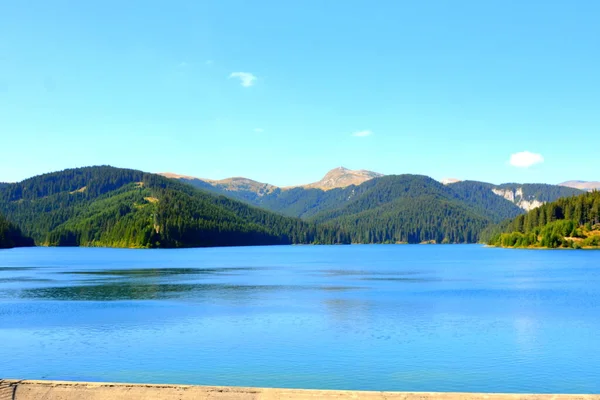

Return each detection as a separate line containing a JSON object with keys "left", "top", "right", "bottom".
{"left": 0, "top": 166, "right": 349, "bottom": 248}
{"left": 183, "top": 175, "right": 526, "bottom": 224}
{"left": 0, "top": 213, "right": 34, "bottom": 249}
{"left": 177, "top": 174, "right": 562, "bottom": 244}
{"left": 486, "top": 191, "right": 600, "bottom": 248}
{"left": 448, "top": 181, "right": 524, "bottom": 222}
{"left": 181, "top": 179, "right": 369, "bottom": 219}
{"left": 3, "top": 166, "right": 587, "bottom": 249}
{"left": 309, "top": 175, "right": 495, "bottom": 244}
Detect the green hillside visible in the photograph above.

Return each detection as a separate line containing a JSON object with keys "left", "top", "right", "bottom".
{"left": 448, "top": 181, "right": 527, "bottom": 221}
{"left": 0, "top": 166, "right": 347, "bottom": 248}
{"left": 0, "top": 213, "right": 34, "bottom": 249}
{"left": 181, "top": 175, "right": 526, "bottom": 223}
{"left": 485, "top": 191, "right": 600, "bottom": 249}
{"left": 309, "top": 175, "right": 494, "bottom": 244}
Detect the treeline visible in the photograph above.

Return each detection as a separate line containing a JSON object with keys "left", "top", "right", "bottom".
{"left": 0, "top": 167, "right": 349, "bottom": 248}
{"left": 486, "top": 191, "right": 600, "bottom": 248}
{"left": 310, "top": 175, "right": 497, "bottom": 244}
{"left": 0, "top": 213, "right": 34, "bottom": 249}
{"left": 320, "top": 196, "right": 490, "bottom": 244}
{"left": 2, "top": 166, "right": 590, "bottom": 249}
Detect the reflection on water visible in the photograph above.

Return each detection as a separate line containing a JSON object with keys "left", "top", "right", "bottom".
{"left": 61, "top": 267, "right": 267, "bottom": 277}
{"left": 20, "top": 283, "right": 361, "bottom": 301}
{"left": 1, "top": 245, "right": 599, "bottom": 393}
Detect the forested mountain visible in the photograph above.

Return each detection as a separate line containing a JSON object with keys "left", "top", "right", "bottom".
{"left": 2, "top": 166, "right": 586, "bottom": 248}
{"left": 170, "top": 170, "right": 581, "bottom": 221}
{"left": 0, "top": 213, "right": 34, "bottom": 249}
{"left": 308, "top": 175, "right": 500, "bottom": 244}
{"left": 0, "top": 166, "right": 347, "bottom": 248}
{"left": 442, "top": 181, "right": 524, "bottom": 222}
{"left": 485, "top": 191, "right": 600, "bottom": 249}
{"left": 173, "top": 175, "right": 527, "bottom": 223}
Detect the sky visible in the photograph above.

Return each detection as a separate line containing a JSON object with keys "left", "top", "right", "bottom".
{"left": 1, "top": 0, "right": 599, "bottom": 186}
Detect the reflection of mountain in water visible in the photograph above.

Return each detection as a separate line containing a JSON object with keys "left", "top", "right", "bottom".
{"left": 20, "top": 282, "right": 361, "bottom": 302}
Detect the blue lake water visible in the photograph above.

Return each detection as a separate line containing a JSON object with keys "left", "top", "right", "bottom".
{"left": 1, "top": 245, "right": 599, "bottom": 393}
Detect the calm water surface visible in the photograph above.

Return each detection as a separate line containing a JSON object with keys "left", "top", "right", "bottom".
{"left": 1, "top": 245, "right": 599, "bottom": 393}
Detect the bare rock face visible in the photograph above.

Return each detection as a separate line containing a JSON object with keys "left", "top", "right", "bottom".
{"left": 441, "top": 178, "right": 461, "bottom": 185}
{"left": 559, "top": 180, "right": 600, "bottom": 192}
{"left": 293, "top": 167, "right": 384, "bottom": 191}
{"left": 491, "top": 187, "right": 544, "bottom": 211}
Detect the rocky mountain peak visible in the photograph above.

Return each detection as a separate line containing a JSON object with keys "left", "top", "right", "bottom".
{"left": 296, "top": 167, "right": 384, "bottom": 191}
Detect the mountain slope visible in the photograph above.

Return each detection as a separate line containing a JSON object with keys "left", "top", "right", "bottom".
{"left": 160, "top": 167, "right": 382, "bottom": 205}
{"left": 291, "top": 167, "right": 383, "bottom": 190}
{"left": 0, "top": 166, "right": 346, "bottom": 248}
{"left": 446, "top": 181, "right": 524, "bottom": 222}
{"left": 486, "top": 191, "right": 600, "bottom": 249}
{"left": 0, "top": 213, "right": 34, "bottom": 249}
{"left": 308, "top": 175, "right": 499, "bottom": 244}
{"left": 489, "top": 183, "right": 583, "bottom": 211}
{"left": 559, "top": 180, "right": 600, "bottom": 192}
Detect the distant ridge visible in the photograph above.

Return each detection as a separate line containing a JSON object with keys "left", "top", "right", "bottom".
{"left": 291, "top": 167, "right": 383, "bottom": 190}
{"left": 159, "top": 167, "right": 383, "bottom": 193}
{"left": 559, "top": 180, "right": 600, "bottom": 192}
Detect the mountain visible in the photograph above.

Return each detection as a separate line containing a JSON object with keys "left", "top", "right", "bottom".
{"left": 443, "top": 181, "right": 525, "bottom": 222}
{"left": 446, "top": 181, "right": 583, "bottom": 211}
{"left": 485, "top": 191, "right": 600, "bottom": 249}
{"left": 0, "top": 166, "right": 346, "bottom": 248}
{"left": 5, "top": 166, "right": 582, "bottom": 249}
{"left": 168, "top": 169, "right": 579, "bottom": 218}
{"left": 0, "top": 213, "right": 34, "bottom": 249}
{"left": 309, "top": 175, "right": 499, "bottom": 244}
{"left": 158, "top": 174, "right": 277, "bottom": 205}
{"left": 290, "top": 167, "right": 383, "bottom": 190}
{"left": 559, "top": 180, "right": 600, "bottom": 192}
{"left": 166, "top": 170, "right": 585, "bottom": 244}
{"left": 160, "top": 167, "right": 381, "bottom": 199}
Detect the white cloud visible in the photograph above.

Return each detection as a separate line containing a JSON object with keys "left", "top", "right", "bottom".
{"left": 253, "top": 128, "right": 264, "bottom": 133}
{"left": 229, "top": 72, "right": 257, "bottom": 87}
{"left": 205, "top": 60, "right": 214, "bottom": 65}
{"left": 178, "top": 61, "right": 189, "bottom": 67}
{"left": 509, "top": 151, "right": 544, "bottom": 168}
{"left": 352, "top": 130, "right": 373, "bottom": 137}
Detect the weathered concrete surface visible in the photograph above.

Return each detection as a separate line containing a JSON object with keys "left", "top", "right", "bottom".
{"left": 1, "top": 380, "right": 599, "bottom": 400}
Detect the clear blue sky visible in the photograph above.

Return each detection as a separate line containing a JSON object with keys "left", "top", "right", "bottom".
{"left": 1, "top": 0, "right": 599, "bottom": 186}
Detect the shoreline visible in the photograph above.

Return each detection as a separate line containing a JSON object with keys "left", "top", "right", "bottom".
{"left": 1, "top": 380, "right": 599, "bottom": 400}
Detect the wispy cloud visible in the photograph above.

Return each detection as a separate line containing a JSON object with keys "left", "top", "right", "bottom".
{"left": 229, "top": 72, "right": 257, "bottom": 87}
{"left": 178, "top": 61, "right": 189, "bottom": 67}
{"left": 253, "top": 128, "right": 264, "bottom": 133}
{"left": 509, "top": 151, "right": 544, "bottom": 168}
{"left": 205, "top": 60, "right": 214, "bottom": 65}
{"left": 352, "top": 130, "right": 373, "bottom": 137}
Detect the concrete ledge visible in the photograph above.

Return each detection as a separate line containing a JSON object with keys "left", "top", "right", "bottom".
{"left": 1, "top": 380, "right": 598, "bottom": 400}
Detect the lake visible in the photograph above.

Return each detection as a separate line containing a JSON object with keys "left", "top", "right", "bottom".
{"left": 1, "top": 245, "right": 599, "bottom": 393}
